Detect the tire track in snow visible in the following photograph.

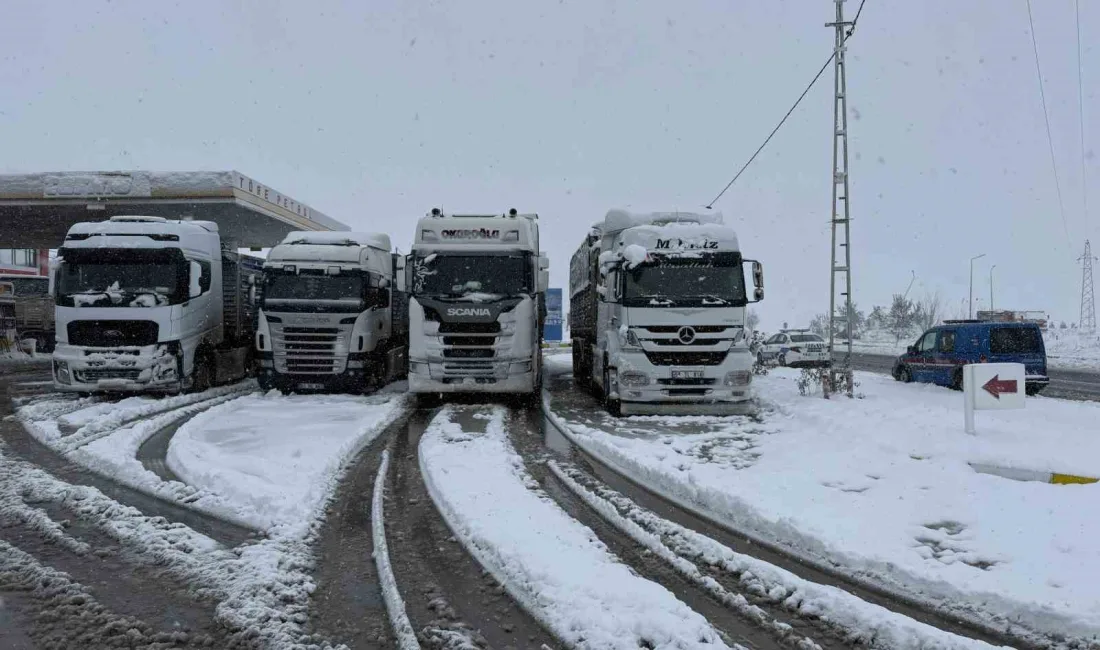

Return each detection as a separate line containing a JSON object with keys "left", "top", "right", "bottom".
{"left": 540, "top": 369, "right": 1039, "bottom": 650}
{"left": 503, "top": 405, "right": 818, "bottom": 650}
{"left": 386, "top": 406, "right": 560, "bottom": 650}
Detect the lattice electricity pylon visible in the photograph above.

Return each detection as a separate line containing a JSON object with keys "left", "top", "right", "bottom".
{"left": 1081, "top": 240, "right": 1097, "bottom": 332}
{"left": 821, "top": 0, "right": 855, "bottom": 399}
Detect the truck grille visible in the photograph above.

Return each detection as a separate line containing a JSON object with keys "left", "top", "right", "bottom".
{"left": 442, "top": 360, "right": 496, "bottom": 377}
{"left": 68, "top": 320, "right": 158, "bottom": 347}
{"left": 643, "top": 351, "right": 728, "bottom": 366}
{"left": 438, "top": 322, "right": 500, "bottom": 364}
{"left": 75, "top": 368, "right": 142, "bottom": 382}
{"left": 643, "top": 325, "right": 729, "bottom": 334}
{"left": 273, "top": 326, "right": 345, "bottom": 374}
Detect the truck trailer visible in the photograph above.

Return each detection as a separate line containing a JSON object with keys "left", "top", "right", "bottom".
{"left": 407, "top": 208, "right": 548, "bottom": 403}
{"left": 0, "top": 273, "right": 53, "bottom": 352}
{"left": 255, "top": 231, "right": 408, "bottom": 392}
{"left": 51, "top": 216, "right": 262, "bottom": 393}
{"left": 569, "top": 210, "right": 764, "bottom": 415}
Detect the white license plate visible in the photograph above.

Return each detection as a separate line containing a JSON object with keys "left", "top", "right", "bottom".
{"left": 299, "top": 382, "right": 325, "bottom": 390}
{"left": 671, "top": 369, "right": 704, "bottom": 380}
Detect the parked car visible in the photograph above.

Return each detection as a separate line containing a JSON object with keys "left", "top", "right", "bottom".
{"left": 757, "top": 329, "right": 831, "bottom": 368}
{"left": 891, "top": 320, "right": 1049, "bottom": 395}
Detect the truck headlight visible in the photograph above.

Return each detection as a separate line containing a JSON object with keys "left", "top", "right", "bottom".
{"left": 54, "top": 360, "right": 71, "bottom": 385}
{"left": 499, "top": 321, "right": 516, "bottom": 334}
{"left": 724, "top": 370, "right": 752, "bottom": 387}
{"left": 509, "top": 361, "right": 532, "bottom": 373}
{"left": 619, "top": 371, "right": 649, "bottom": 386}
{"left": 409, "top": 361, "right": 429, "bottom": 374}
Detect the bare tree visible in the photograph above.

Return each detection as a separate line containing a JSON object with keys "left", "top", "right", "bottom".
{"left": 915, "top": 291, "right": 943, "bottom": 331}
{"left": 745, "top": 309, "right": 760, "bottom": 333}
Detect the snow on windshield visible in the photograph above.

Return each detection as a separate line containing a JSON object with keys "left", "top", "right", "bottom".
{"left": 413, "top": 254, "right": 529, "bottom": 297}
{"left": 59, "top": 264, "right": 176, "bottom": 308}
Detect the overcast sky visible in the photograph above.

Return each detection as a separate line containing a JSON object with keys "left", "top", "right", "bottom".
{"left": 1, "top": 0, "right": 1096, "bottom": 329}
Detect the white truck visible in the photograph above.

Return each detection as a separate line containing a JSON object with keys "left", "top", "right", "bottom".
{"left": 255, "top": 231, "right": 408, "bottom": 392}
{"left": 51, "top": 216, "right": 262, "bottom": 393}
{"left": 569, "top": 210, "right": 764, "bottom": 415}
{"left": 407, "top": 208, "right": 548, "bottom": 403}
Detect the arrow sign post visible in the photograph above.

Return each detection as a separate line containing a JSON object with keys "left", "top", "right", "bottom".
{"left": 964, "top": 363, "right": 1026, "bottom": 434}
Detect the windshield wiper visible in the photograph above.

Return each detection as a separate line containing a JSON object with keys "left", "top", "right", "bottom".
{"left": 695, "top": 294, "right": 730, "bottom": 305}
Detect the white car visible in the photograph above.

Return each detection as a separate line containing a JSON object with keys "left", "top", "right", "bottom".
{"left": 757, "top": 330, "right": 831, "bottom": 368}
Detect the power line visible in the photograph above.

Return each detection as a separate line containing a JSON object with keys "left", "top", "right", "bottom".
{"left": 1025, "top": 0, "right": 1073, "bottom": 248}
{"left": 1076, "top": 0, "right": 1089, "bottom": 233}
{"left": 705, "top": 0, "right": 868, "bottom": 208}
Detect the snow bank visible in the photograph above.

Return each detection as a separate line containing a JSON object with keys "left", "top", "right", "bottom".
{"left": 419, "top": 405, "right": 730, "bottom": 650}
{"left": 167, "top": 390, "right": 408, "bottom": 536}
{"left": 1043, "top": 329, "right": 1100, "bottom": 370}
{"left": 545, "top": 362, "right": 1100, "bottom": 645}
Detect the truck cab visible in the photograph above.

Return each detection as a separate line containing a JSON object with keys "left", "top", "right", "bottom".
{"left": 51, "top": 216, "right": 260, "bottom": 393}
{"left": 407, "top": 208, "right": 548, "bottom": 400}
{"left": 255, "top": 231, "right": 407, "bottom": 392}
{"left": 571, "top": 210, "right": 764, "bottom": 415}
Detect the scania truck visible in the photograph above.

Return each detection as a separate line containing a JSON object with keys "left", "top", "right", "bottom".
{"left": 569, "top": 209, "right": 764, "bottom": 415}
{"left": 407, "top": 208, "right": 548, "bottom": 403}
{"left": 254, "top": 231, "right": 408, "bottom": 392}
{"left": 51, "top": 216, "right": 262, "bottom": 393}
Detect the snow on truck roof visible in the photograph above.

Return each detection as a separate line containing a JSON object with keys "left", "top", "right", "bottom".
{"left": 281, "top": 231, "right": 391, "bottom": 251}
{"left": 598, "top": 210, "right": 740, "bottom": 253}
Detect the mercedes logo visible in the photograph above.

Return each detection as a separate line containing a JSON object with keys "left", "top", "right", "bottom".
{"left": 678, "top": 326, "right": 696, "bottom": 344}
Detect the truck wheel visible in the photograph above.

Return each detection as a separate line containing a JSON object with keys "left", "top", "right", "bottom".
{"left": 416, "top": 393, "right": 442, "bottom": 409}
{"left": 189, "top": 352, "right": 214, "bottom": 394}
{"left": 603, "top": 366, "right": 622, "bottom": 417}
{"left": 257, "top": 374, "right": 274, "bottom": 392}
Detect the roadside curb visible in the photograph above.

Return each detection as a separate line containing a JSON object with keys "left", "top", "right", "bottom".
{"left": 968, "top": 462, "right": 1099, "bottom": 485}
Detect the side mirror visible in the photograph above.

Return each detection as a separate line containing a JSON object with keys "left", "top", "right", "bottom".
{"left": 907, "top": 345, "right": 918, "bottom": 355}
{"left": 379, "top": 277, "right": 391, "bottom": 289}
{"left": 539, "top": 254, "right": 549, "bottom": 271}
{"left": 752, "top": 261, "right": 763, "bottom": 288}
{"left": 189, "top": 261, "right": 202, "bottom": 299}
{"left": 538, "top": 270, "right": 549, "bottom": 292}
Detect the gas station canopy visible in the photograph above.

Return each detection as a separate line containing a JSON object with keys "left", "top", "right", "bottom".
{"left": 0, "top": 171, "right": 348, "bottom": 248}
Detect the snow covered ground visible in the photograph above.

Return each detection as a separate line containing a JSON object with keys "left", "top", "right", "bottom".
{"left": 544, "top": 355, "right": 1100, "bottom": 646}
{"left": 420, "top": 405, "right": 732, "bottom": 649}
{"left": 13, "top": 383, "right": 411, "bottom": 646}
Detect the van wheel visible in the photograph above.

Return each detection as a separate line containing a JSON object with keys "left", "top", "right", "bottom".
{"left": 950, "top": 368, "right": 964, "bottom": 391}
{"left": 603, "top": 366, "right": 622, "bottom": 417}
{"left": 897, "top": 366, "right": 913, "bottom": 383}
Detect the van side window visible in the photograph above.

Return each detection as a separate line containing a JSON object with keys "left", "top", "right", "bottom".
{"left": 938, "top": 331, "right": 956, "bottom": 353}
{"left": 918, "top": 332, "right": 937, "bottom": 352}
{"left": 990, "top": 327, "right": 1042, "bottom": 354}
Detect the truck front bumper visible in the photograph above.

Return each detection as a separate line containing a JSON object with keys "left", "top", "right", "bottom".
{"left": 256, "top": 352, "right": 369, "bottom": 392}
{"left": 408, "top": 358, "right": 536, "bottom": 394}
{"left": 613, "top": 348, "right": 755, "bottom": 413}
{"left": 52, "top": 343, "right": 180, "bottom": 393}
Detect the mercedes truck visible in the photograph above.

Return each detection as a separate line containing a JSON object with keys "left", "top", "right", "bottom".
{"left": 255, "top": 231, "right": 408, "bottom": 392}
{"left": 52, "top": 216, "right": 263, "bottom": 393}
{"left": 407, "top": 208, "right": 548, "bottom": 404}
{"left": 569, "top": 209, "right": 764, "bottom": 415}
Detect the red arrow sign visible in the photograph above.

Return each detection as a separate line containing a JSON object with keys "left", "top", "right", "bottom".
{"left": 982, "top": 375, "right": 1018, "bottom": 399}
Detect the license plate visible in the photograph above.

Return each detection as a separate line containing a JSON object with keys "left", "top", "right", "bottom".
{"left": 298, "top": 382, "right": 325, "bottom": 390}
{"left": 671, "top": 369, "right": 704, "bottom": 380}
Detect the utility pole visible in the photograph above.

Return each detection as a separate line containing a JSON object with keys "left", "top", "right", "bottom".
{"left": 1080, "top": 240, "right": 1097, "bottom": 332}
{"left": 823, "top": 0, "right": 854, "bottom": 398}
{"left": 968, "top": 253, "right": 985, "bottom": 319}
{"left": 989, "top": 264, "right": 996, "bottom": 312}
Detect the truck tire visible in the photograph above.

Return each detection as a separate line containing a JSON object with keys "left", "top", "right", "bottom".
{"left": 603, "top": 366, "right": 622, "bottom": 417}
{"left": 416, "top": 392, "right": 442, "bottom": 409}
{"left": 189, "top": 350, "right": 214, "bottom": 394}
{"left": 257, "top": 374, "right": 274, "bottom": 392}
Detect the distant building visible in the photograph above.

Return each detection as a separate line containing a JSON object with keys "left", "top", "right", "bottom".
{"left": 0, "top": 248, "right": 49, "bottom": 276}
{"left": 976, "top": 310, "right": 1048, "bottom": 330}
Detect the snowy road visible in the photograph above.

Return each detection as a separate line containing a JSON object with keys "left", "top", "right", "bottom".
{"left": 848, "top": 351, "right": 1100, "bottom": 402}
{"left": 1, "top": 356, "right": 1085, "bottom": 649}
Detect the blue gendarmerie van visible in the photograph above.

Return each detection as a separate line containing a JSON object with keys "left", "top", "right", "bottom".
{"left": 891, "top": 320, "right": 1049, "bottom": 395}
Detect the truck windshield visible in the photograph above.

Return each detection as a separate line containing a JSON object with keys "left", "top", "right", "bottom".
{"left": 55, "top": 249, "right": 184, "bottom": 308}
{"left": 262, "top": 272, "right": 376, "bottom": 313}
{"left": 622, "top": 254, "right": 746, "bottom": 308}
{"left": 412, "top": 254, "right": 530, "bottom": 298}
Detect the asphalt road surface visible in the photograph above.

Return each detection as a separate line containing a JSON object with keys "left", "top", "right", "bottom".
{"left": 846, "top": 352, "right": 1100, "bottom": 402}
